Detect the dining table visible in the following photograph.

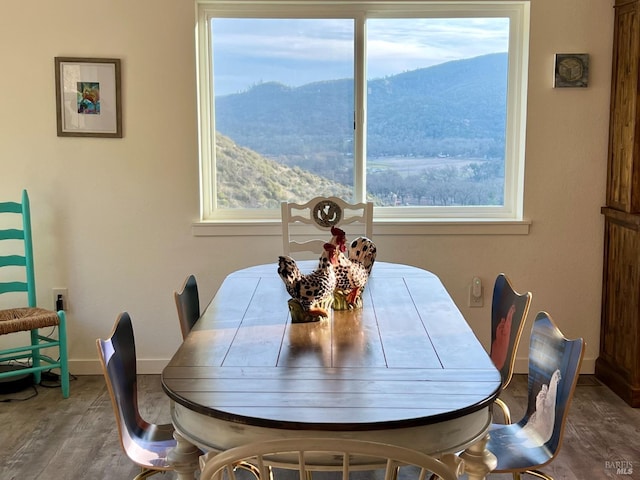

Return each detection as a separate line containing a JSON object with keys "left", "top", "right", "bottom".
{"left": 161, "top": 261, "right": 502, "bottom": 479}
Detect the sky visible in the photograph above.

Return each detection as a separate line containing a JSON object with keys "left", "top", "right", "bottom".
{"left": 211, "top": 17, "right": 510, "bottom": 95}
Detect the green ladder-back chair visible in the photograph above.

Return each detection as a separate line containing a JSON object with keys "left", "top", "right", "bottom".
{"left": 0, "top": 190, "right": 69, "bottom": 398}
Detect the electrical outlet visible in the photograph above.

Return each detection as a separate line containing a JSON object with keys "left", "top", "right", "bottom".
{"left": 468, "top": 277, "right": 483, "bottom": 307}
{"left": 52, "top": 288, "right": 68, "bottom": 311}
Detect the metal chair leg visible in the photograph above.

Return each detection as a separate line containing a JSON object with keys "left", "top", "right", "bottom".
{"left": 133, "top": 467, "right": 164, "bottom": 480}
{"left": 510, "top": 468, "right": 554, "bottom": 479}
{"left": 494, "top": 397, "right": 512, "bottom": 424}
{"left": 523, "top": 470, "right": 553, "bottom": 480}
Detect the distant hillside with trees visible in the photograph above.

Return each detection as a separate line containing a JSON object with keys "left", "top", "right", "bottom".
{"left": 213, "top": 53, "right": 508, "bottom": 207}
{"left": 215, "top": 133, "right": 352, "bottom": 209}
{"left": 215, "top": 53, "right": 506, "bottom": 159}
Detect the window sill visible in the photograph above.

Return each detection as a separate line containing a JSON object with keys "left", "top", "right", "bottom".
{"left": 192, "top": 219, "right": 531, "bottom": 236}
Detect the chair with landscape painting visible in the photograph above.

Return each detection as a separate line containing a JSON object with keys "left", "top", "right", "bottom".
{"left": 490, "top": 273, "right": 532, "bottom": 424}
{"left": 281, "top": 196, "right": 373, "bottom": 257}
{"left": 486, "top": 311, "right": 585, "bottom": 480}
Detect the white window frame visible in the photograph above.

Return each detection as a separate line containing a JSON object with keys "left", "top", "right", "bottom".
{"left": 195, "top": 0, "right": 531, "bottom": 234}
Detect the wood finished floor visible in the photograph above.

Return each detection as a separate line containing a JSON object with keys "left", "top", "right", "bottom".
{"left": 1, "top": 374, "right": 638, "bottom": 480}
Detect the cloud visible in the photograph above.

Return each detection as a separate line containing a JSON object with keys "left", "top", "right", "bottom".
{"left": 212, "top": 17, "right": 509, "bottom": 94}
{"left": 214, "top": 19, "right": 353, "bottom": 61}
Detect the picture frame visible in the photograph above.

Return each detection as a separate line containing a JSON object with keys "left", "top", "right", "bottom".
{"left": 553, "top": 53, "right": 589, "bottom": 88}
{"left": 54, "top": 57, "right": 122, "bottom": 137}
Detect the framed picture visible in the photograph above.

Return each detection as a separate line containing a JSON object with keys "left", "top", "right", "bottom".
{"left": 554, "top": 53, "right": 589, "bottom": 88}
{"left": 54, "top": 57, "right": 122, "bottom": 137}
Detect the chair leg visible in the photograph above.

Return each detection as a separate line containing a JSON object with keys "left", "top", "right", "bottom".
{"left": 133, "top": 467, "right": 164, "bottom": 480}
{"left": 494, "top": 398, "right": 512, "bottom": 424}
{"left": 523, "top": 470, "right": 553, "bottom": 480}
{"left": 57, "top": 311, "right": 70, "bottom": 398}
{"left": 30, "top": 328, "right": 42, "bottom": 384}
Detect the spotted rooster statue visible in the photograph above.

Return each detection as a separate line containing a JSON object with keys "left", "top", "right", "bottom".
{"left": 328, "top": 226, "right": 377, "bottom": 310}
{"left": 278, "top": 243, "right": 339, "bottom": 322}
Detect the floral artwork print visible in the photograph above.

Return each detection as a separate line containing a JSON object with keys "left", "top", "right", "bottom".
{"left": 77, "top": 82, "right": 100, "bottom": 114}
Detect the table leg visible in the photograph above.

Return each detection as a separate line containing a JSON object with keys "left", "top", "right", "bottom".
{"left": 458, "top": 433, "right": 497, "bottom": 480}
{"left": 167, "top": 431, "right": 201, "bottom": 480}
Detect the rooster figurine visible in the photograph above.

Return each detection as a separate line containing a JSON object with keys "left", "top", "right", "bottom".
{"left": 328, "top": 226, "right": 377, "bottom": 309}
{"left": 278, "top": 243, "right": 339, "bottom": 322}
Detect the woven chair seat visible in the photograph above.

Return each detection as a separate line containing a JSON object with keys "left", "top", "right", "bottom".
{"left": 0, "top": 307, "right": 60, "bottom": 335}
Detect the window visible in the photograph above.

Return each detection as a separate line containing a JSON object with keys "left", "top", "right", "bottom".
{"left": 196, "top": 1, "right": 530, "bottom": 223}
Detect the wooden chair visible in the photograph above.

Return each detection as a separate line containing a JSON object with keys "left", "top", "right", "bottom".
{"left": 281, "top": 197, "right": 373, "bottom": 256}
{"left": 490, "top": 273, "right": 532, "bottom": 423}
{"left": 174, "top": 274, "right": 200, "bottom": 339}
{"left": 96, "top": 312, "right": 177, "bottom": 480}
{"left": 486, "top": 311, "right": 585, "bottom": 480}
{"left": 0, "top": 189, "right": 69, "bottom": 398}
{"left": 199, "top": 437, "right": 459, "bottom": 480}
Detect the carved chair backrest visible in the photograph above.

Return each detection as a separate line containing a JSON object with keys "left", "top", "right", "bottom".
{"left": 281, "top": 197, "right": 373, "bottom": 256}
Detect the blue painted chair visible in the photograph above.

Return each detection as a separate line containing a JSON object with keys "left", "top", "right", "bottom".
{"left": 487, "top": 311, "right": 585, "bottom": 479}
{"left": 0, "top": 190, "right": 69, "bottom": 397}
{"left": 490, "top": 273, "right": 532, "bottom": 423}
{"left": 96, "top": 312, "right": 178, "bottom": 480}
{"left": 174, "top": 274, "right": 200, "bottom": 339}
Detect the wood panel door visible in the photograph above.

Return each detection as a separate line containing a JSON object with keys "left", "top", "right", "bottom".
{"left": 598, "top": 0, "right": 640, "bottom": 407}
{"left": 597, "top": 208, "right": 640, "bottom": 406}
{"left": 607, "top": 0, "right": 640, "bottom": 213}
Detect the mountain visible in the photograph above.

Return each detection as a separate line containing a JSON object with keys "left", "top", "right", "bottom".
{"left": 214, "top": 53, "right": 507, "bottom": 159}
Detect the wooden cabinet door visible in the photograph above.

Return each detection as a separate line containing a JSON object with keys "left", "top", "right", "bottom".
{"left": 607, "top": 0, "right": 640, "bottom": 213}
{"left": 598, "top": 0, "right": 640, "bottom": 407}
{"left": 597, "top": 209, "right": 640, "bottom": 407}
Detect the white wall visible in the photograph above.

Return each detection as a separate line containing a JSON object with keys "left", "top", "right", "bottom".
{"left": 0, "top": 0, "right": 613, "bottom": 374}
